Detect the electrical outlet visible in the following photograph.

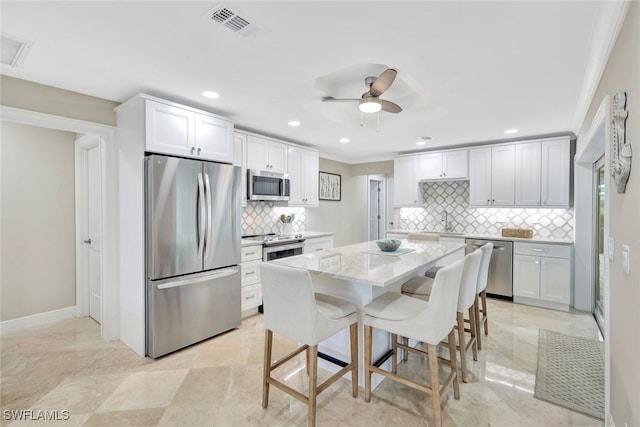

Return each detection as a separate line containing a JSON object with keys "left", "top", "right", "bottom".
{"left": 622, "top": 245, "right": 630, "bottom": 275}
{"left": 608, "top": 237, "right": 615, "bottom": 260}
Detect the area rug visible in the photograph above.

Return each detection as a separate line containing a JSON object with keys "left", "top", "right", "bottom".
{"left": 534, "top": 329, "right": 604, "bottom": 420}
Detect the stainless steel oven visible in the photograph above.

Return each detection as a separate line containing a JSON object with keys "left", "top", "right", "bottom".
{"left": 263, "top": 241, "right": 305, "bottom": 262}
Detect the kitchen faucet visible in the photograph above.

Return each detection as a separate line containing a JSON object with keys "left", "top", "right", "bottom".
{"left": 443, "top": 210, "right": 454, "bottom": 232}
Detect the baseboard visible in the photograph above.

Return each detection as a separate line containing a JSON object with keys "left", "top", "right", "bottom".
{"left": 0, "top": 306, "right": 77, "bottom": 335}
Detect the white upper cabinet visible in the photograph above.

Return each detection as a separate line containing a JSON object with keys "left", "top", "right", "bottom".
{"left": 541, "top": 138, "right": 571, "bottom": 206}
{"left": 246, "top": 135, "right": 287, "bottom": 174}
{"left": 145, "top": 99, "right": 233, "bottom": 163}
{"left": 418, "top": 150, "right": 468, "bottom": 180}
{"left": 394, "top": 156, "right": 420, "bottom": 207}
{"left": 287, "top": 146, "right": 319, "bottom": 206}
{"left": 515, "top": 137, "right": 571, "bottom": 207}
{"left": 469, "top": 145, "right": 515, "bottom": 206}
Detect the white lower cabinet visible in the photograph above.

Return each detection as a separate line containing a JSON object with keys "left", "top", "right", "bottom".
{"left": 241, "top": 244, "right": 263, "bottom": 315}
{"left": 513, "top": 242, "right": 572, "bottom": 311}
{"left": 303, "top": 235, "right": 334, "bottom": 254}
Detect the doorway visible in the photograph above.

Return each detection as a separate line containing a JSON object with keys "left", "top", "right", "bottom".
{"left": 594, "top": 156, "right": 605, "bottom": 335}
{"left": 368, "top": 175, "right": 386, "bottom": 240}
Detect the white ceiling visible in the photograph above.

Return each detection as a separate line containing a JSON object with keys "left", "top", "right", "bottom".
{"left": 0, "top": 1, "right": 621, "bottom": 163}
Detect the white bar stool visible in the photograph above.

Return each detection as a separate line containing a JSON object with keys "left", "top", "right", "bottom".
{"left": 474, "top": 242, "right": 493, "bottom": 350}
{"left": 362, "top": 260, "right": 464, "bottom": 427}
{"left": 260, "top": 263, "right": 358, "bottom": 427}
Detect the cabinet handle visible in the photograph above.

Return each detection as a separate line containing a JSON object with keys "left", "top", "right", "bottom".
{"left": 492, "top": 199, "right": 495, "bottom": 204}
{"left": 487, "top": 199, "right": 491, "bottom": 204}
{"left": 533, "top": 248, "right": 547, "bottom": 252}
{"left": 245, "top": 251, "right": 255, "bottom": 255}
{"left": 443, "top": 172, "right": 446, "bottom": 177}
{"left": 245, "top": 295, "right": 256, "bottom": 300}
{"left": 542, "top": 200, "right": 546, "bottom": 205}
{"left": 541, "top": 261, "right": 546, "bottom": 265}
{"left": 245, "top": 271, "right": 256, "bottom": 275}
{"left": 190, "top": 147, "right": 195, "bottom": 154}
{"left": 197, "top": 147, "right": 202, "bottom": 155}
{"left": 315, "top": 248, "right": 323, "bottom": 251}
{"left": 535, "top": 260, "right": 540, "bottom": 264}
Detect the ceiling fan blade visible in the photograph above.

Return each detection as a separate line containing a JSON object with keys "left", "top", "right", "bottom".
{"left": 369, "top": 68, "right": 397, "bottom": 97}
{"left": 381, "top": 99, "right": 402, "bottom": 113}
{"left": 322, "top": 96, "right": 360, "bottom": 102}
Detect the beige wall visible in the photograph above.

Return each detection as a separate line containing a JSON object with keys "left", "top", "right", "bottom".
{"left": 351, "top": 160, "right": 393, "bottom": 176}
{"left": 1, "top": 122, "right": 77, "bottom": 321}
{"left": 576, "top": 3, "right": 639, "bottom": 425}
{"left": 0, "top": 76, "right": 118, "bottom": 126}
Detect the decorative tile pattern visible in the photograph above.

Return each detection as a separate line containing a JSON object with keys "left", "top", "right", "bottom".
{"left": 398, "top": 181, "right": 574, "bottom": 239}
{"left": 242, "top": 202, "right": 306, "bottom": 236}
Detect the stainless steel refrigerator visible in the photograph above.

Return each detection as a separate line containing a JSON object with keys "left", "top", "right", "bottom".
{"left": 145, "top": 154, "right": 241, "bottom": 358}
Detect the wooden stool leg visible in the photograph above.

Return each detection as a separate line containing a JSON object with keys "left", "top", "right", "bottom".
{"left": 469, "top": 305, "right": 478, "bottom": 361}
{"left": 364, "top": 325, "right": 373, "bottom": 402}
{"left": 456, "top": 312, "right": 467, "bottom": 383}
{"left": 403, "top": 336, "right": 409, "bottom": 362}
{"left": 308, "top": 345, "right": 318, "bottom": 427}
{"left": 391, "top": 333, "right": 398, "bottom": 374}
{"left": 427, "top": 343, "right": 442, "bottom": 427}
{"left": 262, "top": 329, "right": 273, "bottom": 408}
{"left": 481, "top": 291, "right": 489, "bottom": 335}
{"left": 350, "top": 323, "right": 358, "bottom": 398}
{"left": 474, "top": 294, "right": 482, "bottom": 350}
{"left": 448, "top": 329, "right": 460, "bottom": 400}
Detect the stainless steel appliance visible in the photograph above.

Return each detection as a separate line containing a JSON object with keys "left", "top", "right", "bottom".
{"left": 146, "top": 154, "right": 241, "bottom": 358}
{"left": 465, "top": 238, "right": 513, "bottom": 300}
{"left": 247, "top": 169, "right": 290, "bottom": 201}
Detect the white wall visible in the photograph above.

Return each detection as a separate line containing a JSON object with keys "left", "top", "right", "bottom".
{"left": 1, "top": 122, "right": 76, "bottom": 321}
{"left": 575, "top": 3, "right": 639, "bottom": 425}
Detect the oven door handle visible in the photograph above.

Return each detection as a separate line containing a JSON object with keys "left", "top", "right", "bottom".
{"left": 263, "top": 242, "right": 305, "bottom": 254}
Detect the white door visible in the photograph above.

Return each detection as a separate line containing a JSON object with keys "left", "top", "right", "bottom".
{"left": 87, "top": 146, "right": 102, "bottom": 323}
{"left": 369, "top": 181, "right": 379, "bottom": 240}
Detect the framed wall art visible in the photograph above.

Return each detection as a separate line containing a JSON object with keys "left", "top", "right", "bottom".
{"left": 319, "top": 171, "right": 341, "bottom": 201}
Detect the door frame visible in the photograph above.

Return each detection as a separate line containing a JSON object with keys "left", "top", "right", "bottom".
{"left": 574, "top": 95, "right": 610, "bottom": 418}
{"left": 75, "top": 135, "right": 102, "bottom": 321}
{"left": 1, "top": 106, "right": 119, "bottom": 341}
{"left": 367, "top": 175, "right": 386, "bottom": 240}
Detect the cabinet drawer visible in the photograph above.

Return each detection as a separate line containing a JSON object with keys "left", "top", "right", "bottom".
{"left": 241, "top": 283, "right": 262, "bottom": 311}
{"left": 513, "top": 242, "right": 571, "bottom": 258}
{"left": 303, "top": 237, "right": 334, "bottom": 254}
{"left": 241, "top": 245, "right": 262, "bottom": 262}
{"left": 241, "top": 260, "right": 261, "bottom": 285}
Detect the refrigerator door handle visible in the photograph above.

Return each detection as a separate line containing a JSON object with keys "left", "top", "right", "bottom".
{"left": 197, "top": 172, "right": 206, "bottom": 258}
{"left": 203, "top": 172, "right": 213, "bottom": 259}
{"left": 156, "top": 267, "right": 240, "bottom": 290}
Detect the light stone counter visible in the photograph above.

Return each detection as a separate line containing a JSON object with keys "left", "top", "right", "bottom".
{"left": 386, "top": 229, "right": 574, "bottom": 245}
{"left": 272, "top": 239, "right": 464, "bottom": 287}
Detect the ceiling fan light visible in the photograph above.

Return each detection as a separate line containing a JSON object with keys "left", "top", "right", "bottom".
{"left": 359, "top": 98, "right": 382, "bottom": 113}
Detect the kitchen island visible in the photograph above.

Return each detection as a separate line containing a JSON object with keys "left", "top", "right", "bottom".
{"left": 271, "top": 238, "right": 465, "bottom": 387}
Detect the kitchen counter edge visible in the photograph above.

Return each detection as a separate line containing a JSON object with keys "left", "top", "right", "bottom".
{"left": 386, "top": 229, "right": 573, "bottom": 245}
{"left": 241, "top": 231, "right": 334, "bottom": 247}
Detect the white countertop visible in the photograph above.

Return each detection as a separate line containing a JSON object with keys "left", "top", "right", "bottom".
{"left": 386, "top": 229, "right": 573, "bottom": 245}
{"left": 271, "top": 239, "right": 465, "bottom": 287}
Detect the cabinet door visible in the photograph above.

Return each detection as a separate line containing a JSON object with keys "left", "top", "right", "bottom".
{"left": 267, "top": 141, "right": 288, "bottom": 174}
{"left": 393, "top": 156, "right": 419, "bottom": 206}
{"left": 539, "top": 256, "right": 571, "bottom": 303}
{"left": 443, "top": 150, "right": 468, "bottom": 179}
{"left": 195, "top": 113, "right": 233, "bottom": 163}
{"left": 303, "top": 149, "right": 319, "bottom": 205}
{"left": 541, "top": 138, "right": 570, "bottom": 206}
{"left": 515, "top": 142, "right": 541, "bottom": 206}
{"left": 491, "top": 145, "right": 515, "bottom": 205}
{"left": 469, "top": 148, "right": 492, "bottom": 206}
{"left": 287, "top": 146, "right": 304, "bottom": 205}
{"left": 233, "top": 132, "right": 247, "bottom": 207}
{"left": 513, "top": 255, "right": 540, "bottom": 298}
{"left": 303, "top": 236, "right": 333, "bottom": 254}
{"left": 418, "top": 153, "right": 442, "bottom": 180}
{"left": 246, "top": 135, "right": 269, "bottom": 170}
{"left": 145, "top": 100, "right": 194, "bottom": 157}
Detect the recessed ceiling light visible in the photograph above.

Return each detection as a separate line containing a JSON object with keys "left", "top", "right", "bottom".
{"left": 288, "top": 120, "right": 301, "bottom": 127}
{"left": 416, "top": 141, "right": 426, "bottom": 146}
{"left": 504, "top": 128, "right": 519, "bottom": 134}
{"left": 202, "top": 91, "right": 220, "bottom": 99}
{"left": 339, "top": 138, "right": 350, "bottom": 144}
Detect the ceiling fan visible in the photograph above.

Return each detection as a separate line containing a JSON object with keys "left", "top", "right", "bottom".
{"left": 321, "top": 68, "right": 403, "bottom": 114}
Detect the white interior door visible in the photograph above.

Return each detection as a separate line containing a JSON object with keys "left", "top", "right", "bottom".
{"left": 87, "top": 145, "right": 102, "bottom": 323}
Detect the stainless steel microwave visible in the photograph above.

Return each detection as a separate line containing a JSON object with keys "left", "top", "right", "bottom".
{"left": 247, "top": 169, "right": 290, "bottom": 201}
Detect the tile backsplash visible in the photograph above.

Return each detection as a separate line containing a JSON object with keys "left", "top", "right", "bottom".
{"left": 242, "top": 202, "right": 306, "bottom": 236}
{"left": 398, "top": 180, "right": 574, "bottom": 239}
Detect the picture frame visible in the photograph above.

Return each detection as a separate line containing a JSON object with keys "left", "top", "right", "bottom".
{"left": 319, "top": 171, "right": 341, "bottom": 201}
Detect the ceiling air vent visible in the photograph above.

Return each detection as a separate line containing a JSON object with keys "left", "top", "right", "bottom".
{"left": 206, "top": 3, "right": 260, "bottom": 37}
{"left": 1, "top": 33, "right": 32, "bottom": 67}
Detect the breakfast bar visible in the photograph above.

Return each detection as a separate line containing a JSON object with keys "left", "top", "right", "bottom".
{"left": 271, "top": 238, "right": 465, "bottom": 387}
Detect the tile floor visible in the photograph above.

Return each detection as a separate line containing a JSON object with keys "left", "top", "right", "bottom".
{"left": 1, "top": 299, "right": 603, "bottom": 426}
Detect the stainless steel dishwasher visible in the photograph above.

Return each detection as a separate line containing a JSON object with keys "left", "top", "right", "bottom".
{"left": 465, "top": 238, "right": 513, "bottom": 300}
